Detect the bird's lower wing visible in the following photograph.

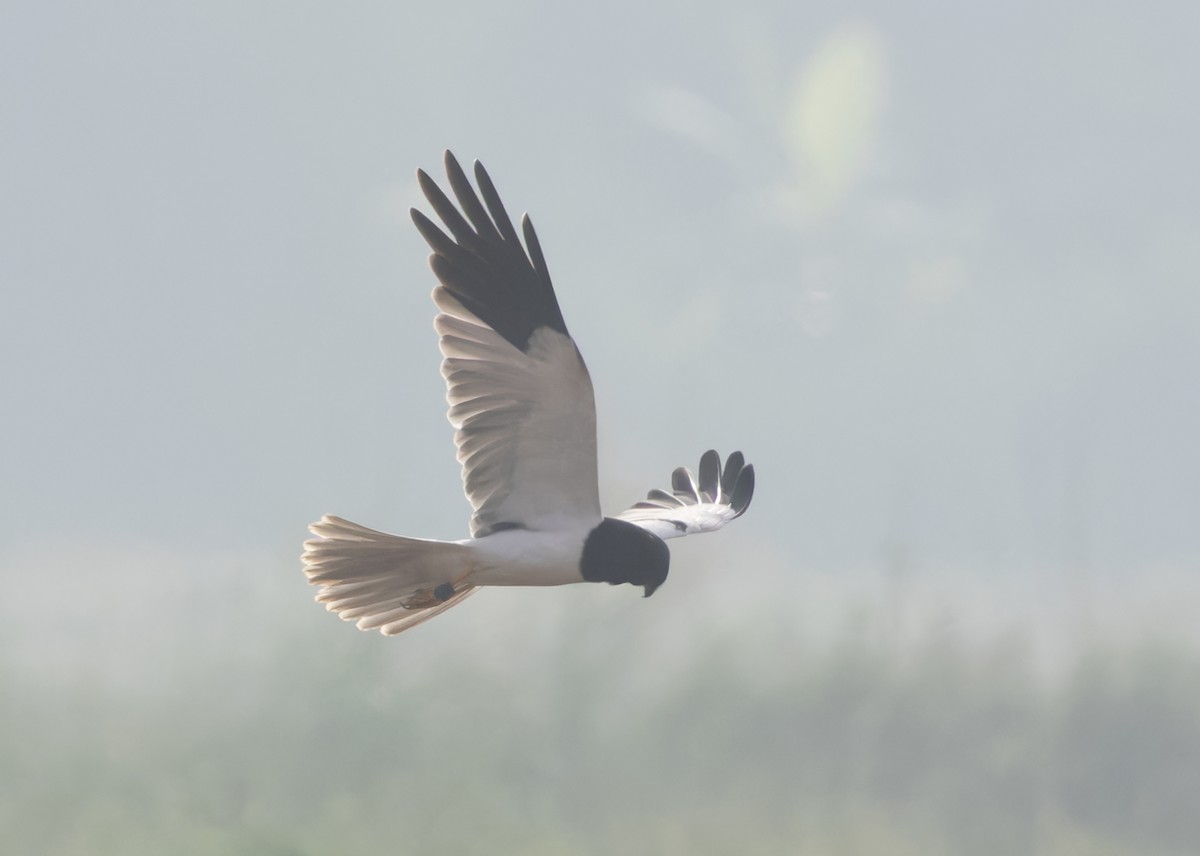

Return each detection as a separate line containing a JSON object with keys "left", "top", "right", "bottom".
{"left": 616, "top": 450, "right": 755, "bottom": 541}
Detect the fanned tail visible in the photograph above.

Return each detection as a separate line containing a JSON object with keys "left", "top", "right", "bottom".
{"left": 302, "top": 515, "right": 477, "bottom": 636}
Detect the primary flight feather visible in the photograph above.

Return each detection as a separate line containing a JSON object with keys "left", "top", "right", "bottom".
{"left": 303, "top": 152, "right": 755, "bottom": 635}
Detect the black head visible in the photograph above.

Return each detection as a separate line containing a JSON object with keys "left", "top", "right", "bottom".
{"left": 580, "top": 518, "right": 670, "bottom": 597}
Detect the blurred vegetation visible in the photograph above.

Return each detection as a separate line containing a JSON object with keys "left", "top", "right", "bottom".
{"left": 4, "top": 610, "right": 1200, "bottom": 856}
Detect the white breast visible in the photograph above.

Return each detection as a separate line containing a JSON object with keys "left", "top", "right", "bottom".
{"left": 463, "top": 527, "right": 589, "bottom": 587}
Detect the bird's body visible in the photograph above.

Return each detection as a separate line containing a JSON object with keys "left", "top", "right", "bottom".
{"left": 467, "top": 526, "right": 593, "bottom": 588}
{"left": 303, "top": 152, "right": 754, "bottom": 635}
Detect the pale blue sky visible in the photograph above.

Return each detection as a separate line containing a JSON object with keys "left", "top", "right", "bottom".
{"left": 3, "top": 2, "right": 1198, "bottom": 647}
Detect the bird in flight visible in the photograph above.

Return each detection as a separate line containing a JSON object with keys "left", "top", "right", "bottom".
{"left": 303, "top": 152, "right": 755, "bottom": 635}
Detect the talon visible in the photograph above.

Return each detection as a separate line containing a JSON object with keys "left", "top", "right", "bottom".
{"left": 433, "top": 582, "right": 455, "bottom": 602}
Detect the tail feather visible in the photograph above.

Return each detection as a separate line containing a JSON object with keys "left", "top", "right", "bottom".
{"left": 328, "top": 596, "right": 412, "bottom": 621}
{"left": 302, "top": 514, "right": 477, "bottom": 635}
{"left": 379, "top": 587, "right": 478, "bottom": 636}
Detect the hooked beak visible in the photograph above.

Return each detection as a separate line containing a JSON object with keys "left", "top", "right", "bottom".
{"left": 643, "top": 582, "right": 661, "bottom": 598}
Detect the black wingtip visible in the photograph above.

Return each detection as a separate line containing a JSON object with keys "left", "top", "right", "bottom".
{"left": 646, "top": 488, "right": 684, "bottom": 507}
{"left": 415, "top": 167, "right": 435, "bottom": 195}
{"left": 411, "top": 152, "right": 568, "bottom": 352}
{"left": 671, "top": 466, "right": 699, "bottom": 502}
{"left": 522, "top": 214, "right": 551, "bottom": 286}
{"left": 698, "top": 450, "right": 720, "bottom": 501}
{"left": 409, "top": 206, "right": 435, "bottom": 235}
{"left": 721, "top": 451, "right": 745, "bottom": 496}
{"left": 473, "top": 159, "right": 522, "bottom": 246}
{"left": 731, "top": 464, "right": 755, "bottom": 517}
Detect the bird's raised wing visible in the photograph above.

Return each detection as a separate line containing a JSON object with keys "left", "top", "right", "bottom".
{"left": 411, "top": 152, "right": 601, "bottom": 537}
{"left": 617, "top": 450, "right": 755, "bottom": 541}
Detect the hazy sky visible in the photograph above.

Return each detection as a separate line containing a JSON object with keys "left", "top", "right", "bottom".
{"left": 3, "top": 2, "right": 1198, "bottom": 633}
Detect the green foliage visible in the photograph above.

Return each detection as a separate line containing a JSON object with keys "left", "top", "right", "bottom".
{"left": 4, "top": 616, "right": 1200, "bottom": 855}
